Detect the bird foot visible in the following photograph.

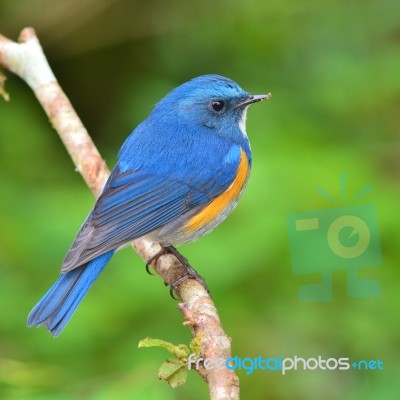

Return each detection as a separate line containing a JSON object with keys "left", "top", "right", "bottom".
{"left": 145, "top": 245, "right": 211, "bottom": 299}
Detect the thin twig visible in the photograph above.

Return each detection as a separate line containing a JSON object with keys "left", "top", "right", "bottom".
{"left": 0, "top": 28, "right": 239, "bottom": 400}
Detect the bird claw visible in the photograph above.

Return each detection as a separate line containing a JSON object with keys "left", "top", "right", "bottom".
{"left": 145, "top": 263, "right": 154, "bottom": 275}
{"left": 145, "top": 245, "right": 211, "bottom": 299}
{"left": 169, "top": 268, "right": 211, "bottom": 299}
{"left": 145, "top": 247, "right": 171, "bottom": 275}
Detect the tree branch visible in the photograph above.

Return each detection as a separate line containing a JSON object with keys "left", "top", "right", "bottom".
{"left": 0, "top": 28, "right": 239, "bottom": 400}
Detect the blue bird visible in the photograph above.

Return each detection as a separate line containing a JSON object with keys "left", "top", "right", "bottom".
{"left": 27, "top": 74, "right": 270, "bottom": 336}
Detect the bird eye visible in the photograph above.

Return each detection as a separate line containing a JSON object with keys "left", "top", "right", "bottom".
{"left": 211, "top": 100, "right": 225, "bottom": 112}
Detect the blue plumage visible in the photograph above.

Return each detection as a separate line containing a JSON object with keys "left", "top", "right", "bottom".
{"left": 27, "top": 251, "right": 114, "bottom": 336}
{"left": 27, "top": 75, "right": 270, "bottom": 335}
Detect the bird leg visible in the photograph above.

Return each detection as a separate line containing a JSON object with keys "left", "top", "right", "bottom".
{"left": 146, "top": 245, "right": 211, "bottom": 298}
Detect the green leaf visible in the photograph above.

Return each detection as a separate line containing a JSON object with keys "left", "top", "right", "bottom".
{"left": 189, "top": 336, "right": 203, "bottom": 356}
{"left": 138, "top": 337, "right": 190, "bottom": 359}
{"left": 158, "top": 358, "right": 187, "bottom": 388}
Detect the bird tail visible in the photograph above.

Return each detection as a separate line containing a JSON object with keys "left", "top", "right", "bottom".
{"left": 27, "top": 251, "right": 114, "bottom": 336}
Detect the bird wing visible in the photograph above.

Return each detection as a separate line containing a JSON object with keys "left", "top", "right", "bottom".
{"left": 61, "top": 149, "right": 242, "bottom": 273}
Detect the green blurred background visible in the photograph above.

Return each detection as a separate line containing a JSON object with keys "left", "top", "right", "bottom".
{"left": 0, "top": 0, "right": 399, "bottom": 399}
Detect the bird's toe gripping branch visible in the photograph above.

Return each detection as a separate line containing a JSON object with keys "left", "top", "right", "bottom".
{"left": 146, "top": 245, "right": 211, "bottom": 299}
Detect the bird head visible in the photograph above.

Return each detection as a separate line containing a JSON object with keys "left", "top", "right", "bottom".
{"left": 152, "top": 75, "right": 270, "bottom": 139}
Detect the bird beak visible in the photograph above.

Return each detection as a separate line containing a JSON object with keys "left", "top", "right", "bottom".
{"left": 236, "top": 93, "right": 271, "bottom": 108}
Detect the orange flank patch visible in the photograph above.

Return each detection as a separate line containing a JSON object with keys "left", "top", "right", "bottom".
{"left": 184, "top": 149, "right": 250, "bottom": 233}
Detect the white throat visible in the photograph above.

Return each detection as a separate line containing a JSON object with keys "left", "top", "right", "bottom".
{"left": 239, "top": 107, "right": 249, "bottom": 138}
